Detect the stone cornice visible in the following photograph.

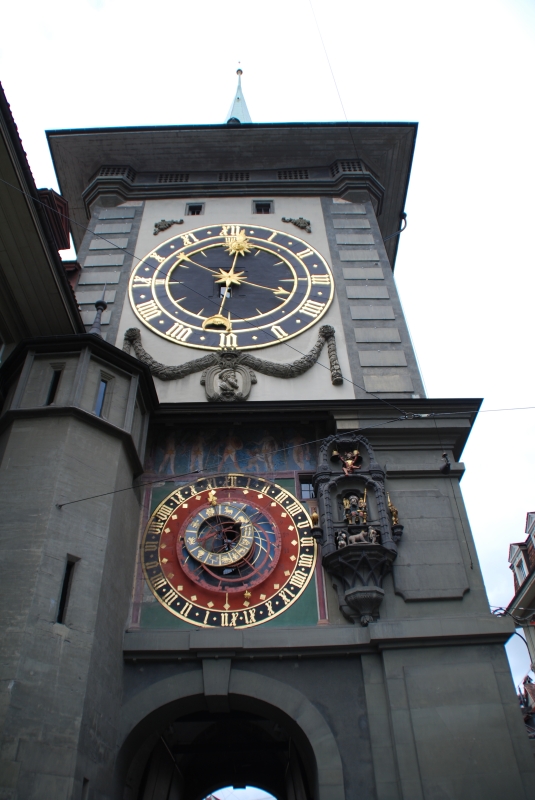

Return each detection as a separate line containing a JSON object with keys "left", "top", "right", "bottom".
{"left": 0, "top": 333, "right": 159, "bottom": 410}
{"left": 123, "top": 613, "right": 514, "bottom": 661}
{"left": 81, "top": 164, "right": 385, "bottom": 219}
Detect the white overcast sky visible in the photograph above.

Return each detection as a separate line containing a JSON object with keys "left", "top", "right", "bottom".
{"left": 1, "top": 0, "right": 534, "bottom": 685}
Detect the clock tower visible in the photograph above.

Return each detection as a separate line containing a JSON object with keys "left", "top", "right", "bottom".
{"left": 1, "top": 75, "right": 533, "bottom": 799}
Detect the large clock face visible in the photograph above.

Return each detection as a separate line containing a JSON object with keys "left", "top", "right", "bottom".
{"left": 141, "top": 474, "right": 316, "bottom": 628}
{"left": 129, "top": 223, "right": 334, "bottom": 350}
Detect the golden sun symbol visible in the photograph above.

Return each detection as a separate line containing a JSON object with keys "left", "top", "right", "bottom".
{"left": 224, "top": 229, "right": 253, "bottom": 256}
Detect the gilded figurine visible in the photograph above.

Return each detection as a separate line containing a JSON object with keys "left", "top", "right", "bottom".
{"left": 207, "top": 489, "right": 217, "bottom": 506}
{"left": 387, "top": 493, "right": 399, "bottom": 525}
{"left": 311, "top": 510, "right": 319, "bottom": 527}
{"left": 347, "top": 525, "right": 380, "bottom": 545}
{"left": 336, "top": 530, "right": 347, "bottom": 549}
{"left": 367, "top": 527, "right": 380, "bottom": 544}
{"left": 333, "top": 449, "right": 361, "bottom": 475}
{"left": 343, "top": 491, "right": 367, "bottom": 526}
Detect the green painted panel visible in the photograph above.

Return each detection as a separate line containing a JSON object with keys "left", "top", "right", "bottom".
{"left": 139, "top": 577, "right": 318, "bottom": 630}
{"left": 261, "top": 579, "right": 318, "bottom": 627}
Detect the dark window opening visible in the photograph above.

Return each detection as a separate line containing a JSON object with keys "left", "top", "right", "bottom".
{"left": 187, "top": 204, "right": 203, "bottom": 216}
{"left": 95, "top": 379, "right": 108, "bottom": 417}
{"left": 254, "top": 202, "right": 273, "bottom": 214}
{"left": 57, "top": 557, "right": 77, "bottom": 624}
{"left": 300, "top": 480, "right": 315, "bottom": 500}
{"left": 81, "top": 778, "right": 89, "bottom": 800}
{"left": 45, "top": 369, "right": 62, "bottom": 405}
{"left": 219, "top": 285, "right": 232, "bottom": 298}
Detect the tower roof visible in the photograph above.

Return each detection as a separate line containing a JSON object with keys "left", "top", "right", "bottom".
{"left": 225, "top": 69, "right": 252, "bottom": 124}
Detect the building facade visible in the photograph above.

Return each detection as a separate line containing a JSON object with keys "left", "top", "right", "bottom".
{"left": 507, "top": 512, "right": 535, "bottom": 739}
{"left": 1, "top": 80, "right": 535, "bottom": 799}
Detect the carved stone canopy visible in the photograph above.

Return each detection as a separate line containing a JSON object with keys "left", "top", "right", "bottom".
{"left": 313, "top": 433, "right": 403, "bottom": 626}
{"left": 324, "top": 545, "right": 397, "bottom": 625}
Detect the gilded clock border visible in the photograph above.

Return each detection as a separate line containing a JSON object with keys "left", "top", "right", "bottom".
{"left": 140, "top": 474, "right": 317, "bottom": 628}
{"left": 128, "top": 223, "right": 335, "bottom": 351}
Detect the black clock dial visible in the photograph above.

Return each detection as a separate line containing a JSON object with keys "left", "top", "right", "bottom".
{"left": 129, "top": 224, "right": 334, "bottom": 350}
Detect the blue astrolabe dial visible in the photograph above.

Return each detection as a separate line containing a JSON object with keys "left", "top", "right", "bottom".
{"left": 183, "top": 504, "right": 255, "bottom": 568}
{"left": 129, "top": 223, "right": 335, "bottom": 350}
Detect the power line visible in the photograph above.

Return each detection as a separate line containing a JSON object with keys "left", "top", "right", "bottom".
{"left": 307, "top": 0, "right": 406, "bottom": 243}
{"left": 53, "top": 403, "right": 535, "bottom": 507}
{"left": 56, "top": 470, "right": 200, "bottom": 509}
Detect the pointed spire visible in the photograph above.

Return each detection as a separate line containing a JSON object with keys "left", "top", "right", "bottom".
{"left": 226, "top": 68, "right": 252, "bottom": 124}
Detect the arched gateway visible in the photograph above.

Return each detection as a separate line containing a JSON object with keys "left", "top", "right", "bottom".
{"left": 116, "top": 667, "right": 344, "bottom": 800}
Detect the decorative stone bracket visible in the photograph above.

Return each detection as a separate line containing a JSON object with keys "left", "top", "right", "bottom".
{"left": 324, "top": 545, "right": 397, "bottom": 625}
{"left": 153, "top": 219, "right": 183, "bottom": 235}
{"left": 281, "top": 216, "right": 312, "bottom": 233}
{"left": 122, "top": 325, "right": 343, "bottom": 401}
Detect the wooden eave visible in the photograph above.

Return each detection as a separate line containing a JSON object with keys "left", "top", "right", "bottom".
{"left": 46, "top": 121, "right": 417, "bottom": 262}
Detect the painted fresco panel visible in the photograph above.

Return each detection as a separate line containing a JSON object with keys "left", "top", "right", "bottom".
{"left": 144, "top": 423, "right": 319, "bottom": 476}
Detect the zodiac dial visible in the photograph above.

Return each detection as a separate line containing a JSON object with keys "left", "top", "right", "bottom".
{"left": 129, "top": 224, "right": 334, "bottom": 350}
{"left": 141, "top": 474, "right": 317, "bottom": 628}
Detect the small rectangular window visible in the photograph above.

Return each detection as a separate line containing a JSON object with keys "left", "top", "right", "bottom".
{"left": 300, "top": 479, "right": 315, "bottom": 500}
{"left": 57, "top": 556, "right": 78, "bottom": 624}
{"left": 82, "top": 778, "right": 90, "bottom": 800}
{"left": 45, "top": 369, "right": 62, "bottom": 406}
{"left": 219, "top": 286, "right": 232, "bottom": 298}
{"left": 95, "top": 379, "right": 108, "bottom": 417}
{"left": 517, "top": 559, "right": 526, "bottom": 579}
{"left": 254, "top": 201, "right": 273, "bottom": 214}
{"left": 186, "top": 203, "right": 204, "bottom": 216}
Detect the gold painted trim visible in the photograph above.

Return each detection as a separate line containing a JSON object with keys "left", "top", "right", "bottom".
{"left": 129, "top": 224, "right": 334, "bottom": 351}
{"left": 140, "top": 474, "right": 317, "bottom": 628}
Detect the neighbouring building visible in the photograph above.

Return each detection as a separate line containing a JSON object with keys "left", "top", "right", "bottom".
{"left": 508, "top": 511, "right": 535, "bottom": 740}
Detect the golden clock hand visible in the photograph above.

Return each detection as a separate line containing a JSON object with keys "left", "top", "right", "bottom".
{"left": 177, "top": 255, "right": 220, "bottom": 274}
{"left": 215, "top": 252, "right": 239, "bottom": 314}
{"left": 237, "top": 278, "right": 290, "bottom": 296}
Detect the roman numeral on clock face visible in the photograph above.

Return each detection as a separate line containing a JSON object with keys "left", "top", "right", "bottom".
{"left": 301, "top": 300, "right": 325, "bottom": 317}
{"left": 271, "top": 325, "right": 287, "bottom": 339}
{"left": 296, "top": 247, "right": 314, "bottom": 259}
{"left": 166, "top": 322, "right": 192, "bottom": 341}
{"left": 289, "top": 570, "right": 308, "bottom": 588}
{"left": 163, "top": 589, "right": 179, "bottom": 606}
{"left": 137, "top": 300, "right": 161, "bottom": 321}
{"left": 311, "top": 274, "right": 330, "bottom": 284}
{"left": 286, "top": 502, "right": 301, "bottom": 515}
{"left": 179, "top": 233, "right": 199, "bottom": 246}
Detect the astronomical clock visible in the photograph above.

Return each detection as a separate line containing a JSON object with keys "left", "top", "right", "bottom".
{"left": 129, "top": 223, "right": 334, "bottom": 350}
{"left": 141, "top": 474, "right": 316, "bottom": 628}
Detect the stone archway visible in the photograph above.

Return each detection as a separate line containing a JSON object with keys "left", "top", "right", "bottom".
{"left": 115, "top": 666, "right": 345, "bottom": 800}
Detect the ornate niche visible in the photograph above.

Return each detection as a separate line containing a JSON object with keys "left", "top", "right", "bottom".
{"left": 312, "top": 434, "right": 403, "bottom": 625}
